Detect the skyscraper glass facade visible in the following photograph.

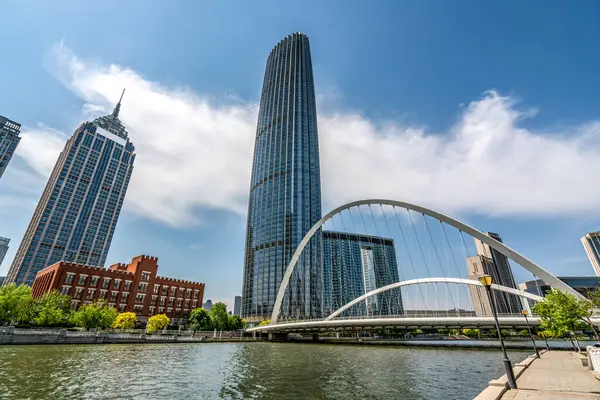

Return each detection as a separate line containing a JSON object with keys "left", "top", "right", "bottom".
{"left": 0, "top": 115, "right": 21, "bottom": 180}
{"left": 242, "top": 33, "right": 322, "bottom": 320}
{"left": 470, "top": 232, "right": 522, "bottom": 315}
{"left": 581, "top": 232, "right": 600, "bottom": 276}
{"left": 0, "top": 236, "right": 9, "bottom": 269}
{"left": 323, "top": 231, "right": 403, "bottom": 317}
{"left": 3, "top": 97, "right": 135, "bottom": 286}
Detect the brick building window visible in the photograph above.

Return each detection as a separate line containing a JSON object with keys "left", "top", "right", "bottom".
{"left": 178, "top": 288, "right": 185, "bottom": 297}
{"left": 134, "top": 305, "right": 143, "bottom": 315}
{"left": 73, "top": 288, "right": 83, "bottom": 299}
{"left": 141, "top": 271, "right": 151, "bottom": 282}
{"left": 138, "top": 282, "right": 148, "bottom": 292}
{"left": 65, "top": 273, "right": 75, "bottom": 284}
{"left": 61, "top": 286, "right": 71, "bottom": 296}
{"left": 124, "top": 280, "right": 132, "bottom": 291}
{"left": 77, "top": 275, "right": 88, "bottom": 286}
{"left": 99, "top": 290, "right": 107, "bottom": 300}
{"left": 176, "top": 299, "right": 182, "bottom": 308}
{"left": 90, "top": 276, "right": 100, "bottom": 287}
{"left": 121, "top": 293, "right": 129, "bottom": 303}
{"left": 135, "top": 294, "right": 145, "bottom": 304}
{"left": 114, "top": 279, "right": 121, "bottom": 290}
{"left": 102, "top": 278, "right": 111, "bottom": 289}
{"left": 185, "top": 289, "right": 191, "bottom": 298}
{"left": 119, "top": 305, "right": 127, "bottom": 313}
{"left": 170, "top": 287, "right": 177, "bottom": 297}
{"left": 151, "top": 295, "right": 157, "bottom": 304}
{"left": 162, "top": 286, "right": 168, "bottom": 295}
{"left": 149, "top": 307, "right": 156, "bottom": 315}
{"left": 168, "top": 298, "right": 174, "bottom": 307}
{"left": 110, "top": 291, "right": 118, "bottom": 302}
{"left": 159, "top": 297, "right": 166, "bottom": 306}
{"left": 192, "top": 300, "right": 197, "bottom": 309}
{"left": 87, "top": 289, "right": 96, "bottom": 300}
{"left": 159, "top": 307, "right": 164, "bottom": 314}
{"left": 184, "top": 299, "right": 190, "bottom": 308}
{"left": 153, "top": 284, "right": 160, "bottom": 294}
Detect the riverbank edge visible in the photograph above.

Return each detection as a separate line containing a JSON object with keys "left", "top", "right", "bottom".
{"left": 294, "top": 338, "right": 575, "bottom": 351}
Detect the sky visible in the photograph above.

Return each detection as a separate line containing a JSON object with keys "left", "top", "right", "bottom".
{"left": 1, "top": 0, "right": 600, "bottom": 309}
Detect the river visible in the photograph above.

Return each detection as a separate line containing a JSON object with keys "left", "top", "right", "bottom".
{"left": 0, "top": 342, "right": 534, "bottom": 399}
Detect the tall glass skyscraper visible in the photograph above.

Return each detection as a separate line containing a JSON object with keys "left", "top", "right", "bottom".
{"left": 323, "top": 231, "right": 402, "bottom": 317}
{"left": 581, "top": 232, "right": 600, "bottom": 276}
{"left": 0, "top": 237, "right": 9, "bottom": 269}
{"left": 0, "top": 115, "right": 21, "bottom": 180}
{"left": 242, "top": 33, "right": 322, "bottom": 320}
{"left": 3, "top": 92, "right": 135, "bottom": 286}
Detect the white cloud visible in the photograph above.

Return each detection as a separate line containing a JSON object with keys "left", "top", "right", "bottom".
{"left": 13, "top": 42, "right": 600, "bottom": 227}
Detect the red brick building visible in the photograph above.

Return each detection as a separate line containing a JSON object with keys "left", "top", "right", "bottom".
{"left": 32, "top": 255, "right": 205, "bottom": 322}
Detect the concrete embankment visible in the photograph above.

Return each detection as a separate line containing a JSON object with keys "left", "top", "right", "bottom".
{"left": 0, "top": 327, "right": 258, "bottom": 345}
{"left": 310, "top": 338, "right": 587, "bottom": 350}
{"left": 475, "top": 350, "right": 600, "bottom": 399}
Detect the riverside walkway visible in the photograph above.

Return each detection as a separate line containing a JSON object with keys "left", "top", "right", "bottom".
{"left": 477, "top": 350, "right": 600, "bottom": 399}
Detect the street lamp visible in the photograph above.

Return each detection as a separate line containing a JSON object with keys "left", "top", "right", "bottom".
{"left": 478, "top": 274, "right": 517, "bottom": 389}
{"left": 521, "top": 310, "right": 540, "bottom": 358}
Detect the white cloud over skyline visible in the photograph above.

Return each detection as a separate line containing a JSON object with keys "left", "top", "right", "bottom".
{"left": 11, "top": 42, "right": 600, "bottom": 228}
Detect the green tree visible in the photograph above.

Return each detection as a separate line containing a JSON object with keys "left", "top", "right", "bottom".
{"left": 189, "top": 308, "right": 212, "bottom": 331}
{"left": 533, "top": 289, "right": 592, "bottom": 339}
{"left": 258, "top": 319, "right": 270, "bottom": 326}
{"left": 32, "top": 290, "right": 72, "bottom": 327}
{"left": 228, "top": 314, "right": 245, "bottom": 330}
{"left": 147, "top": 314, "right": 170, "bottom": 333}
{"left": 461, "top": 328, "right": 480, "bottom": 338}
{"left": 112, "top": 312, "right": 137, "bottom": 329}
{"left": 0, "top": 284, "right": 34, "bottom": 325}
{"left": 209, "top": 302, "right": 229, "bottom": 330}
{"left": 72, "top": 301, "right": 117, "bottom": 330}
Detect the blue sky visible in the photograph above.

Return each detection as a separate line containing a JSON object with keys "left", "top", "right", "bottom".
{"left": 1, "top": 0, "right": 600, "bottom": 308}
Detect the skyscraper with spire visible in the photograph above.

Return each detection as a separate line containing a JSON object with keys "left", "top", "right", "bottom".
{"left": 3, "top": 92, "right": 135, "bottom": 286}
{"left": 242, "top": 33, "right": 323, "bottom": 320}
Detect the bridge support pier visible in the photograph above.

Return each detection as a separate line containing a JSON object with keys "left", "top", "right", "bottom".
{"left": 312, "top": 333, "right": 319, "bottom": 342}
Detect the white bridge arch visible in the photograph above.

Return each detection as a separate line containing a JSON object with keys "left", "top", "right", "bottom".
{"left": 325, "top": 277, "right": 545, "bottom": 320}
{"left": 271, "top": 199, "right": 584, "bottom": 324}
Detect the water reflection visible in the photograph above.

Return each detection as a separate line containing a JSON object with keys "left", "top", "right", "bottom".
{"left": 0, "top": 343, "right": 532, "bottom": 399}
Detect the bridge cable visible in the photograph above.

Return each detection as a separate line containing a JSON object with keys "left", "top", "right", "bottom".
{"left": 391, "top": 206, "right": 428, "bottom": 317}
{"left": 406, "top": 208, "right": 445, "bottom": 313}
{"left": 422, "top": 213, "right": 459, "bottom": 314}
{"left": 380, "top": 204, "right": 414, "bottom": 316}
{"left": 440, "top": 221, "right": 473, "bottom": 315}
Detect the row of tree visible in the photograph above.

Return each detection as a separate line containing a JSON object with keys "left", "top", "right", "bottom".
{"left": 0, "top": 284, "right": 243, "bottom": 331}
{"left": 188, "top": 302, "right": 246, "bottom": 331}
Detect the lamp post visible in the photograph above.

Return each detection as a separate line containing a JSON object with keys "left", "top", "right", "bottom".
{"left": 521, "top": 310, "right": 540, "bottom": 358}
{"left": 479, "top": 274, "right": 517, "bottom": 389}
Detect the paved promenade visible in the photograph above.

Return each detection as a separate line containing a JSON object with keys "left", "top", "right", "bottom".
{"left": 477, "top": 350, "right": 600, "bottom": 399}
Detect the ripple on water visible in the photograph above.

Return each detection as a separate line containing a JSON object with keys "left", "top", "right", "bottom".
{"left": 0, "top": 343, "right": 532, "bottom": 400}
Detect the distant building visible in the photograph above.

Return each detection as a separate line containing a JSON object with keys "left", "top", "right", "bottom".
{"left": 0, "top": 236, "right": 9, "bottom": 270}
{"left": 233, "top": 296, "right": 241, "bottom": 316}
{"left": 203, "top": 299, "right": 213, "bottom": 311}
{"left": 581, "top": 232, "right": 600, "bottom": 276}
{"left": 0, "top": 277, "right": 4, "bottom": 286}
{"left": 0, "top": 115, "right": 21, "bottom": 180}
{"left": 467, "top": 233, "right": 521, "bottom": 316}
{"left": 31, "top": 255, "right": 205, "bottom": 322}
{"left": 322, "top": 231, "right": 402, "bottom": 317}
{"left": 4, "top": 92, "right": 135, "bottom": 287}
{"left": 519, "top": 276, "right": 600, "bottom": 313}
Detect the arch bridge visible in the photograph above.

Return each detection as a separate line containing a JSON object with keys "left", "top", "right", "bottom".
{"left": 247, "top": 199, "right": 587, "bottom": 334}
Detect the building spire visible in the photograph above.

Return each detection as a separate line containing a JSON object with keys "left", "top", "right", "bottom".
{"left": 112, "top": 88, "right": 125, "bottom": 118}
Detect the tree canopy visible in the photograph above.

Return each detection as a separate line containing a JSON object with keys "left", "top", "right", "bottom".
{"left": 33, "top": 290, "right": 72, "bottom": 327}
{"left": 72, "top": 301, "right": 118, "bottom": 330}
{"left": 0, "top": 284, "right": 34, "bottom": 325}
{"left": 209, "top": 302, "right": 229, "bottom": 331}
{"left": 228, "top": 314, "right": 245, "bottom": 330}
{"left": 258, "top": 319, "right": 271, "bottom": 326}
{"left": 533, "top": 289, "right": 594, "bottom": 338}
{"left": 112, "top": 312, "right": 137, "bottom": 329}
{"left": 189, "top": 308, "right": 212, "bottom": 331}
{"left": 147, "top": 314, "right": 170, "bottom": 333}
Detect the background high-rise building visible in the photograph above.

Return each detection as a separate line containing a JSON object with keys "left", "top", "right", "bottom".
{"left": 242, "top": 33, "right": 322, "bottom": 321}
{"left": 581, "top": 232, "right": 600, "bottom": 276}
{"left": 467, "top": 232, "right": 521, "bottom": 315}
{"left": 233, "top": 295, "right": 241, "bottom": 316}
{"left": 0, "top": 115, "right": 21, "bottom": 180}
{"left": 3, "top": 93, "right": 135, "bottom": 286}
{"left": 323, "top": 231, "right": 402, "bottom": 317}
{"left": 0, "top": 236, "right": 9, "bottom": 269}
{"left": 203, "top": 299, "right": 213, "bottom": 311}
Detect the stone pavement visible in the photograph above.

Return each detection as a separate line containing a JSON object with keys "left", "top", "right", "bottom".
{"left": 501, "top": 351, "right": 600, "bottom": 399}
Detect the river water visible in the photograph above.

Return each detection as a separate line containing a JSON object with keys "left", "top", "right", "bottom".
{"left": 0, "top": 342, "right": 533, "bottom": 399}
